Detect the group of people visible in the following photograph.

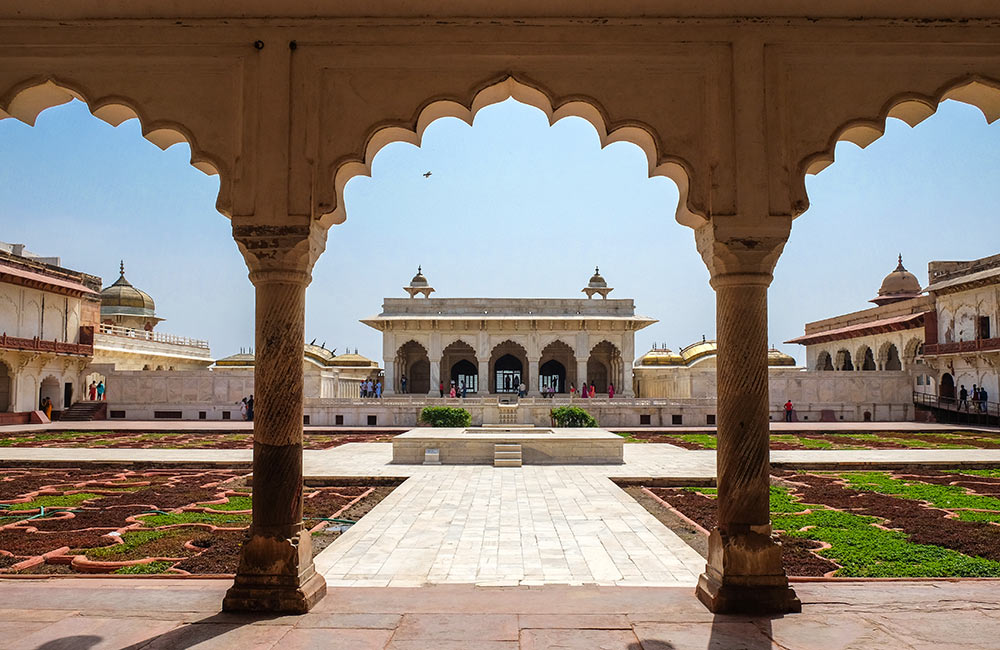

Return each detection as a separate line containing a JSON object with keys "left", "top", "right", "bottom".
{"left": 568, "top": 381, "right": 614, "bottom": 399}
{"left": 360, "top": 379, "right": 382, "bottom": 398}
{"left": 239, "top": 395, "right": 254, "bottom": 421}
{"left": 441, "top": 380, "right": 469, "bottom": 398}
{"left": 957, "top": 384, "right": 990, "bottom": 413}
{"left": 87, "top": 381, "right": 105, "bottom": 401}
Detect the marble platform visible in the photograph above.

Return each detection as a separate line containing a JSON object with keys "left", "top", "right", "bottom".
{"left": 390, "top": 427, "right": 624, "bottom": 465}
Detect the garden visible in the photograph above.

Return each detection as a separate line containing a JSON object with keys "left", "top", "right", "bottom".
{"left": 0, "top": 466, "right": 394, "bottom": 575}
{"left": 0, "top": 430, "right": 397, "bottom": 450}
{"left": 617, "top": 430, "right": 1000, "bottom": 450}
{"left": 630, "top": 468, "right": 1000, "bottom": 577}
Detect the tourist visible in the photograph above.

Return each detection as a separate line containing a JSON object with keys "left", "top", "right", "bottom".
{"left": 375, "top": 381, "right": 382, "bottom": 398}
{"left": 449, "top": 383, "right": 456, "bottom": 398}
{"left": 88, "top": 381, "right": 97, "bottom": 401}
{"left": 972, "top": 385, "right": 980, "bottom": 412}
{"left": 460, "top": 381, "right": 467, "bottom": 398}
{"left": 569, "top": 382, "right": 576, "bottom": 398}
{"left": 239, "top": 397, "right": 248, "bottom": 420}
{"left": 41, "top": 396, "right": 52, "bottom": 419}
{"left": 958, "top": 385, "right": 969, "bottom": 411}
{"left": 980, "top": 386, "right": 989, "bottom": 412}
{"left": 439, "top": 381, "right": 445, "bottom": 398}
{"left": 400, "top": 374, "right": 407, "bottom": 394}
{"left": 518, "top": 381, "right": 526, "bottom": 398}
{"left": 589, "top": 382, "right": 596, "bottom": 399}
{"left": 247, "top": 394, "right": 254, "bottom": 421}
{"left": 608, "top": 383, "right": 615, "bottom": 399}
{"left": 97, "top": 381, "right": 105, "bottom": 401}
{"left": 784, "top": 399, "right": 794, "bottom": 422}
{"left": 581, "top": 381, "right": 588, "bottom": 398}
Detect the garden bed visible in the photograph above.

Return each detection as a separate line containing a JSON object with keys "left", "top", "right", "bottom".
{"left": 0, "top": 466, "right": 396, "bottom": 576}
{"left": 632, "top": 468, "right": 1000, "bottom": 578}
{"left": 617, "top": 430, "right": 1000, "bottom": 450}
{"left": 0, "top": 430, "right": 396, "bottom": 450}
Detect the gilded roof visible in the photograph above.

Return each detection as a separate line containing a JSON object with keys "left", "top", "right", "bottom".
{"left": 100, "top": 262, "right": 156, "bottom": 313}
{"left": 872, "top": 255, "right": 921, "bottom": 304}
{"left": 332, "top": 352, "right": 377, "bottom": 367}
{"left": 637, "top": 348, "right": 684, "bottom": 366}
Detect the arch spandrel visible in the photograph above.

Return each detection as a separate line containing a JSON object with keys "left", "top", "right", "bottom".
{"left": 0, "top": 51, "right": 252, "bottom": 219}
{"left": 300, "top": 44, "right": 735, "bottom": 230}
{"left": 765, "top": 40, "right": 1000, "bottom": 216}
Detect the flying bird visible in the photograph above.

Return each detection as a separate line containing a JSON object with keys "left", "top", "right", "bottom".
{"left": 423, "top": 171, "right": 432, "bottom": 178}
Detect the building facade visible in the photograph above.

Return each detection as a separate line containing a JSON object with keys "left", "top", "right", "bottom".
{"left": 0, "top": 243, "right": 100, "bottom": 418}
{"left": 363, "top": 269, "right": 654, "bottom": 398}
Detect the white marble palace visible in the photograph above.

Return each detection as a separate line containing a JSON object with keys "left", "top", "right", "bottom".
{"left": 363, "top": 267, "right": 652, "bottom": 398}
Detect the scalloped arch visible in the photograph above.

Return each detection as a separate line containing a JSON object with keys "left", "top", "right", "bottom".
{"left": 0, "top": 78, "right": 225, "bottom": 186}
{"left": 801, "top": 76, "right": 1000, "bottom": 185}
{"left": 322, "top": 76, "right": 705, "bottom": 231}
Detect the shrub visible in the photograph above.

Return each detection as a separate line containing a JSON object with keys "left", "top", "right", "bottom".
{"left": 419, "top": 406, "right": 472, "bottom": 428}
{"left": 550, "top": 406, "right": 597, "bottom": 428}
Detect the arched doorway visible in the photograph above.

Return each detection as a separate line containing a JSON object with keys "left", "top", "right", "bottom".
{"left": 39, "top": 375, "right": 60, "bottom": 411}
{"left": 587, "top": 340, "right": 621, "bottom": 394}
{"left": 816, "top": 351, "right": 834, "bottom": 371}
{"left": 884, "top": 344, "right": 902, "bottom": 371}
{"left": 539, "top": 359, "right": 566, "bottom": 393}
{"left": 442, "top": 340, "right": 478, "bottom": 393}
{"left": 860, "top": 347, "right": 876, "bottom": 371}
{"left": 0, "top": 362, "right": 10, "bottom": 412}
{"left": 836, "top": 349, "right": 854, "bottom": 371}
{"left": 494, "top": 354, "right": 523, "bottom": 393}
{"left": 940, "top": 373, "right": 956, "bottom": 401}
{"left": 451, "top": 359, "right": 478, "bottom": 394}
{"left": 395, "top": 340, "right": 430, "bottom": 394}
{"left": 539, "top": 340, "right": 576, "bottom": 393}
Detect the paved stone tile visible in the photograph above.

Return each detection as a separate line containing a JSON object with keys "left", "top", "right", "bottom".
{"left": 520, "top": 628, "right": 642, "bottom": 649}
{"left": 768, "top": 613, "right": 912, "bottom": 650}
{"left": 140, "top": 622, "right": 294, "bottom": 649}
{"left": 277, "top": 627, "right": 392, "bottom": 649}
{"left": 296, "top": 613, "right": 402, "bottom": 629}
{"left": 9, "top": 615, "right": 184, "bottom": 650}
{"left": 386, "top": 641, "right": 518, "bottom": 650}
{"left": 393, "top": 613, "right": 519, "bottom": 640}
{"left": 518, "top": 614, "right": 632, "bottom": 629}
{"left": 633, "top": 621, "right": 779, "bottom": 650}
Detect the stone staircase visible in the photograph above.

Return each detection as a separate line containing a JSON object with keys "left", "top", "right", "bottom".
{"left": 494, "top": 443, "right": 522, "bottom": 467}
{"left": 59, "top": 401, "right": 106, "bottom": 422}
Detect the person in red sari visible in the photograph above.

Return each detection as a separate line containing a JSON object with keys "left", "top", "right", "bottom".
{"left": 608, "top": 383, "right": 615, "bottom": 399}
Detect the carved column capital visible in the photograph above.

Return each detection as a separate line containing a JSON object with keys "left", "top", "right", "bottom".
{"left": 233, "top": 216, "right": 328, "bottom": 280}
{"left": 695, "top": 215, "right": 791, "bottom": 281}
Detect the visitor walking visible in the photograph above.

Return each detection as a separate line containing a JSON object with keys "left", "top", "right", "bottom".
{"left": 784, "top": 399, "right": 794, "bottom": 422}
{"left": 569, "top": 382, "right": 576, "bottom": 398}
{"left": 972, "top": 385, "right": 980, "bottom": 413}
{"left": 959, "top": 385, "right": 969, "bottom": 411}
{"left": 449, "top": 383, "right": 456, "bottom": 398}
{"left": 518, "top": 381, "right": 526, "bottom": 398}
{"left": 375, "top": 381, "right": 382, "bottom": 398}
{"left": 96, "top": 381, "right": 105, "bottom": 401}
{"left": 980, "top": 386, "right": 989, "bottom": 412}
{"left": 589, "top": 382, "right": 596, "bottom": 399}
{"left": 439, "top": 381, "right": 445, "bottom": 398}
{"left": 460, "top": 381, "right": 467, "bottom": 398}
{"left": 247, "top": 395, "right": 254, "bottom": 421}
{"left": 240, "top": 397, "right": 248, "bottom": 420}
{"left": 581, "top": 382, "right": 588, "bottom": 398}
{"left": 400, "top": 374, "right": 407, "bottom": 394}
{"left": 608, "top": 383, "right": 615, "bottom": 399}
{"left": 88, "top": 381, "right": 97, "bottom": 401}
{"left": 41, "top": 396, "right": 52, "bottom": 420}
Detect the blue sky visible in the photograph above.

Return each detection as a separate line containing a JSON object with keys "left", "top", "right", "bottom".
{"left": 0, "top": 98, "right": 997, "bottom": 363}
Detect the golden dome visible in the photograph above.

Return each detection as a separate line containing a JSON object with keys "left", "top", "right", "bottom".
{"left": 409, "top": 266, "right": 429, "bottom": 287}
{"left": 638, "top": 347, "right": 684, "bottom": 366}
{"left": 767, "top": 348, "right": 797, "bottom": 366}
{"left": 680, "top": 339, "right": 717, "bottom": 366}
{"left": 871, "top": 255, "right": 921, "bottom": 305}
{"left": 214, "top": 352, "right": 255, "bottom": 367}
{"left": 100, "top": 261, "right": 155, "bottom": 314}
{"left": 332, "top": 352, "right": 377, "bottom": 367}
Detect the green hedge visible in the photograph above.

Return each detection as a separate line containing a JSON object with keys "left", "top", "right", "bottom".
{"left": 419, "top": 406, "right": 472, "bottom": 428}
{"left": 550, "top": 406, "right": 597, "bottom": 428}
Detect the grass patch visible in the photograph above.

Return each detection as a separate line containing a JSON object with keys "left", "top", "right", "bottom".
{"left": 135, "top": 511, "right": 250, "bottom": 527}
{"left": 615, "top": 432, "right": 646, "bottom": 443}
{"left": 954, "top": 469, "right": 1000, "bottom": 478}
{"left": 683, "top": 487, "right": 718, "bottom": 496}
{"left": 200, "top": 496, "right": 251, "bottom": 511}
{"left": 953, "top": 511, "right": 1000, "bottom": 524}
{"left": 113, "top": 561, "right": 173, "bottom": 575}
{"left": 771, "top": 435, "right": 836, "bottom": 450}
{"left": 86, "top": 530, "right": 168, "bottom": 558}
{"left": 842, "top": 472, "right": 1000, "bottom": 512}
{"left": 675, "top": 434, "right": 717, "bottom": 449}
{"left": 7, "top": 493, "right": 102, "bottom": 510}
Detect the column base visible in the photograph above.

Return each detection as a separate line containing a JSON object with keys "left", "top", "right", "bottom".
{"left": 223, "top": 529, "right": 327, "bottom": 614}
{"left": 695, "top": 528, "right": 801, "bottom": 615}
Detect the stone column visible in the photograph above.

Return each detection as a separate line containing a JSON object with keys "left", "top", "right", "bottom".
{"left": 576, "top": 358, "right": 588, "bottom": 393}
{"left": 223, "top": 268, "right": 326, "bottom": 614}
{"left": 382, "top": 359, "right": 395, "bottom": 396}
{"left": 478, "top": 359, "right": 489, "bottom": 395}
{"left": 527, "top": 357, "right": 540, "bottom": 396}
{"left": 695, "top": 270, "right": 800, "bottom": 614}
{"left": 428, "top": 359, "right": 441, "bottom": 397}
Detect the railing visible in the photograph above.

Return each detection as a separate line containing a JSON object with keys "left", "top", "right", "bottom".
{"left": 913, "top": 390, "right": 999, "bottom": 422}
{"left": 0, "top": 333, "right": 93, "bottom": 356}
{"left": 98, "top": 323, "right": 210, "bottom": 350}
{"left": 923, "top": 338, "right": 1000, "bottom": 355}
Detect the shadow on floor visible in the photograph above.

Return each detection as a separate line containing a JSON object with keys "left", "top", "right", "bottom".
{"left": 627, "top": 615, "right": 779, "bottom": 649}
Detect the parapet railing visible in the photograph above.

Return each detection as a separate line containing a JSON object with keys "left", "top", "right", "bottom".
{"left": 913, "top": 390, "right": 999, "bottom": 421}
{"left": 98, "top": 323, "right": 210, "bottom": 350}
{"left": 0, "top": 333, "right": 93, "bottom": 356}
{"left": 312, "top": 395, "right": 719, "bottom": 407}
{"left": 923, "top": 338, "right": 1000, "bottom": 355}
